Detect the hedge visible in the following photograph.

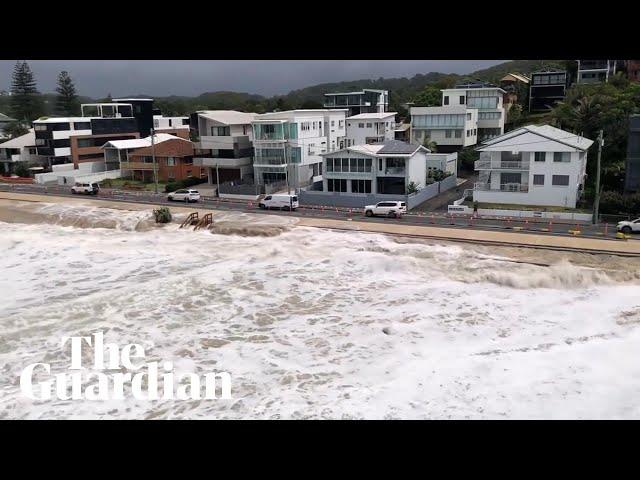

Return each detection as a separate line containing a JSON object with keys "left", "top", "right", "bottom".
{"left": 599, "top": 191, "right": 640, "bottom": 215}
{"left": 164, "top": 177, "right": 204, "bottom": 193}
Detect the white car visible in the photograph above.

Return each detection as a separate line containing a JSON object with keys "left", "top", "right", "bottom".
{"left": 364, "top": 201, "right": 407, "bottom": 218}
{"left": 71, "top": 182, "right": 99, "bottom": 195}
{"left": 168, "top": 189, "right": 200, "bottom": 203}
{"left": 259, "top": 194, "right": 299, "bottom": 211}
{"left": 617, "top": 218, "right": 640, "bottom": 234}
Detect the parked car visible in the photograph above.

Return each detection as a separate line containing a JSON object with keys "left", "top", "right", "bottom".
{"left": 259, "top": 194, "right": 299, "bottom": 211}
{"left": 167, "top": 189, "right": 200, "bottom": 203}
{"left": 617, "top": 218, "right": 640, "bottom": 234}
{"left": 71, "top": 182, "right": 99, "bottom": 195}
{"left": 364, "top": 201, "right": 407, "bottom": 218}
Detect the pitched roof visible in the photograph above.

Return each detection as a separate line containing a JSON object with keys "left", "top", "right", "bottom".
{"left": 102, "top": 133, "right": 189, "bottom": 150}
{"left": 322, "top": 140, "right": 427, "bottom": 157}
{"left": 197, "top": 110, "right": 257, "bottom": 125}
{"left": 501, "top": 73, "right": 530, "bottom": 83}
{"left": 346, "top": 112, "right": 397, "bottom": 120}
{"left": 0, "top": 129, "right": 35, "bottom": 148}
{"left": 479, "top": 124, "right": 594, "bottom": 151}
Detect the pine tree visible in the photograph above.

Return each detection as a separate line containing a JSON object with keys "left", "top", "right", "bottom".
{"left": 55, "top": 71, "right": 79, "bottom": 116}
{"left": 9, "top": 61, "right": 44, "bottom": 122}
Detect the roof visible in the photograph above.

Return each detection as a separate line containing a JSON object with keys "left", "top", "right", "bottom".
{"left": 33, "top": 117, "right": 96, "bottom": 123}
{"left": 196, "top": 110, "right": 257, "bottom": 125}
{"left": 394, "top": 123, "right": 411, "bottom": 132}
{"left": 0, "top": 129, "right": 36, "bottom": 149}
{"left": 479, "top": 124, "right": 594, "bottom": 151}
{"left": 102, "top": 133, "right": 189, "bottom": 150}
{"left": 322, "top": 140, "right": 427, "bottom": 157}
{"left": 0, "top": 112, "right": 16, "bottom": 122}
{"left": 112, "top": 98, "right": 154, "bottom": 102}
{"left": 531, "top": 70, "right": 566, "bottom": 75}
{"left": 500, "top": 73, "right": 530, "bottom": 83}
{"left": 347, "top": 112, "right": 397, "bottom": 120}
{"left": 324, "top": 89, "right": 387, "bottom": 96}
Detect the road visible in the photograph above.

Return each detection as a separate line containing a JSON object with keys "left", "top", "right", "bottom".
{"left": 0, "top": 182, "right": 636, "bottom": 243}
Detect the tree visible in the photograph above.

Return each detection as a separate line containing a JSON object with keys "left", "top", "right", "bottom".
{"left": 300, "top": 99, "right": 323, "bottom": 109}
{"left": 9, "top": 61, "right": 44, "bottom": 122}
{"left": 412, "top": 86, "right": 441, "bottom": 107}
{"left": 422, "top": 137, "right": 437, "bottom": 152}
{"left": 55, "top": 71, "right": 79, "bottom": 116}
{"left": 2, "top": 121, "right": 29, "bottom": 139}
{"left": 13, "top": 162, "right": 30, "bottom": 178}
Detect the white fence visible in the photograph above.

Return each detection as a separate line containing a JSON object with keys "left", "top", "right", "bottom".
{"left": 447, "top": 204, "right": 592, "bottom": 222}
{"left": 34, "top": 161, "right": 118, "bottom": 185}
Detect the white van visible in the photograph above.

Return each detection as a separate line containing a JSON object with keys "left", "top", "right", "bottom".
{"left": 259, "top": 194, "right": 299, "bottom": 211}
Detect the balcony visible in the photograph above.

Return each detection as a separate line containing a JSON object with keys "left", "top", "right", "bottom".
{"left": 384, "top": 167, "right": 406, "bottom": 175}
{"left": 120, "top": 162, "right": 154, "bottom": 170}
{"left": 193, "top": 157, "right": 252, "bottom": 168}
{"left": 474, "top": 182, "right": 529, "bottom": 193}
{"left": 252, "top": 156, "right": 288, "bottom": 166}
{"left": 475, "top": 160, "right": 530, "bottom": 170}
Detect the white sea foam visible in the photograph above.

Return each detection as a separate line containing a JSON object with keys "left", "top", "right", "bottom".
{"left": 1, "top": 205, "right": 640, "bottom": 419}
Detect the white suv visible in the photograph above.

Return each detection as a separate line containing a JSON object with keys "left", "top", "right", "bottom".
{"left": 617, "top": 218, "right": 640, "bottom": 234}
{"left": 364, "top": 201, "right": 407, "bottom": 218}
{"left": 168, "top": 189, "right": 201, "bottom": 203}
{"left": 71, "top": 182, "right": 99, "bottom": 195}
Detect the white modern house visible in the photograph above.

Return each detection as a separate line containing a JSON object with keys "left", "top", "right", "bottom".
{"left": 441, "top": 82, "right": 505, "bottom": 141}
{"left": 0, "top": 128, "right": 46, "bottom": 174}
{"left": 321, "top": 140, "right": 429, "bottom": 195}
{"left": 191, "top": 110, "right": 257, "bottom": 184}
{"left": 473, "top": 125, "right": 594, "bottom": 208}
{"left": 251, "top": 109, "right": 347, "bottom": 187}
{"left": 323, "top": 89, "right": 388, "bottom": 117}
{"left": 410, "top": 106, "right": 478, "bottom": 151}
{"left": 345, "top": 112, "right": 396, "bottom": 146}
{"left": 576, "top": 60, "right": 619, "bottom": 84}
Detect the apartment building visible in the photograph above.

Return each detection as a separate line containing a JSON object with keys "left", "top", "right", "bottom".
{"left": 625, "top": 115, "right": 640, "bottom": 192}
{"left": 529, "top": 70, "right": 568, "bottom": 112}
{"left": 191, "top": 110, "right": 257, "bottom": 184}
{"left": 345, "top": 112, "right": 396, "bottom": 146}
{"left": 323, "top": 89, "right": 388, "bottom": 117}
{"left": 576, "top": 60, "right": 619, "bottom": 84}
{"left": 102, "top": 133, "right": 204, "bottom": 183}
{"left": 473, "top": 125, "right": 593, "bottom": 208}
{"left": 0, "top": 128, "right": 46, "bottom": 175}
{"left": 251, "top": 109, "right": 347, "bottom": 187}
{"left": 441, "top": 82, "right": 506, "bottom": 141}
{"left": 321, "top": 140, "right": 429, "bottom": 195}
{"left": 410, "top": 106, "right": 478, "bottom": 153}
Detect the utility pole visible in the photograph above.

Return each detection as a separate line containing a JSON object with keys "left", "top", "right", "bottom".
{"left": 151, "top": 128, "right": 158, "bottom": 194}
{"left": 592, "top": 129, "right": 604, "bottom": 224}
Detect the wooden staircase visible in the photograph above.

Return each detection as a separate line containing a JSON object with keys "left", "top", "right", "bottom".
{"left": 193, "top": 213, "right": 213, "bottom": 230}
{"left": 180, "top": 212, "right": 199, "bottom": 228}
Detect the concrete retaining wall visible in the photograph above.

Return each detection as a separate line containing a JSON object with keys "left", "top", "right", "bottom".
{"left": 448, "top": 204, "right": 592, "bottom": 221}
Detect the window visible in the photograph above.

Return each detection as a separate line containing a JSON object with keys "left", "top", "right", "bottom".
{"left": 166, "top": 157, "right": 176, "bottom": 166}
{"left": 460, "top": 96, "right": 465, "bottom": 104}
{"left": 533, "top": 174, "right": 545, "bottom": 185}
{"left": 211, "top": 126, "right": 230, "bottom": 136}
{"left": 378, "top": 158, "right": 383, "bottom": 171}
{"left": 74, "top": 122, "right": 91, "bottom": 130}
{"left": 467, "top": 113, "right": 472, "bottom": 120}
{"left": 534, "top": 152, "right": 546, "bottom": 162}
{"left": 77, "top": 138, "right": 93, "bottom": 148}
{"left": 478, "top": 112, "right": 502, "bottom": 120}
{"left": 331, "top": 120, "right": 335, "bottom": 127}
{"left": 444, "top": 96, "right": 449, "bottom": 105}
{"left": 351, "top": 179, "right": 371, "bottom": 193}
{"left": 359, "top": 123, "right": 365, "bottom": 128}
{"left": 366, "top": 123, "right": 372, "bottom": 128}
{"left": 327, "top": 179, "right": 347, "bottom": 192}
{"left": 455, "top": 130, "right": 462, "bottom": 138}
{"left": 553, "top": 152, "right": 570, "bottom": 162}
{"left": 243, "top": 125, "right": 247, "bottom": 135}
{"left": 445, "top": 130, "right": 452, "bottom": 138}
{"left": 466, "top": 130, "right": 470, "bottom": 137}
{"left": 552, "top": 175, "right": 570, "bottom": 186}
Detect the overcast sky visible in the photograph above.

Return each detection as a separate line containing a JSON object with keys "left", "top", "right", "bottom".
{"left": 0, "top": 60, "right": 505, "bottom": 98}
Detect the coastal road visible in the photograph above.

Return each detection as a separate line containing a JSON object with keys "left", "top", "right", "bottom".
{"left": 0, "top": 182, "right": 636, "bottom": 243}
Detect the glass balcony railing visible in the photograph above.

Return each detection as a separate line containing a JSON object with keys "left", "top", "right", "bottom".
{"left": 475, "top": 160, "right": 530, "bottom": 170}
{"left": 474, "top": 182, "right": 529, "bottom": 192}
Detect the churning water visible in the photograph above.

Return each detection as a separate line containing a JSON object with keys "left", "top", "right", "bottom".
{"left": 1, "top": 201, "right": 640, "bottom": 419}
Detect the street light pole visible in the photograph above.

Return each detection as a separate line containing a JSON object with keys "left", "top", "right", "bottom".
{"left": 592, "top": 129, "right": 604, "bottom": 225}
{"left": 151, "top": 128, "right": 158, "bottom": 194}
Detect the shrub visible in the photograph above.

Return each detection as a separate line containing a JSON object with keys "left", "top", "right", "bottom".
{"left": 164, "top": 177, "right": 202, "bottom": 193}
{"left": 407, "top": 181, "right": 419, "bottom": 194}
{"left": 599, "top": 191, "right": 640, "bottom": 215}
{"left": 13, "top": 163, "right": 30, "bottom": 177}
{"left": 153, "top": 207, "right": 172, "bottom": 223}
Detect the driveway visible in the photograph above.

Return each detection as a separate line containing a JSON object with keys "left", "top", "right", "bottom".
{"left": 413, "top": 175, "right": 476, "bottom": 212}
